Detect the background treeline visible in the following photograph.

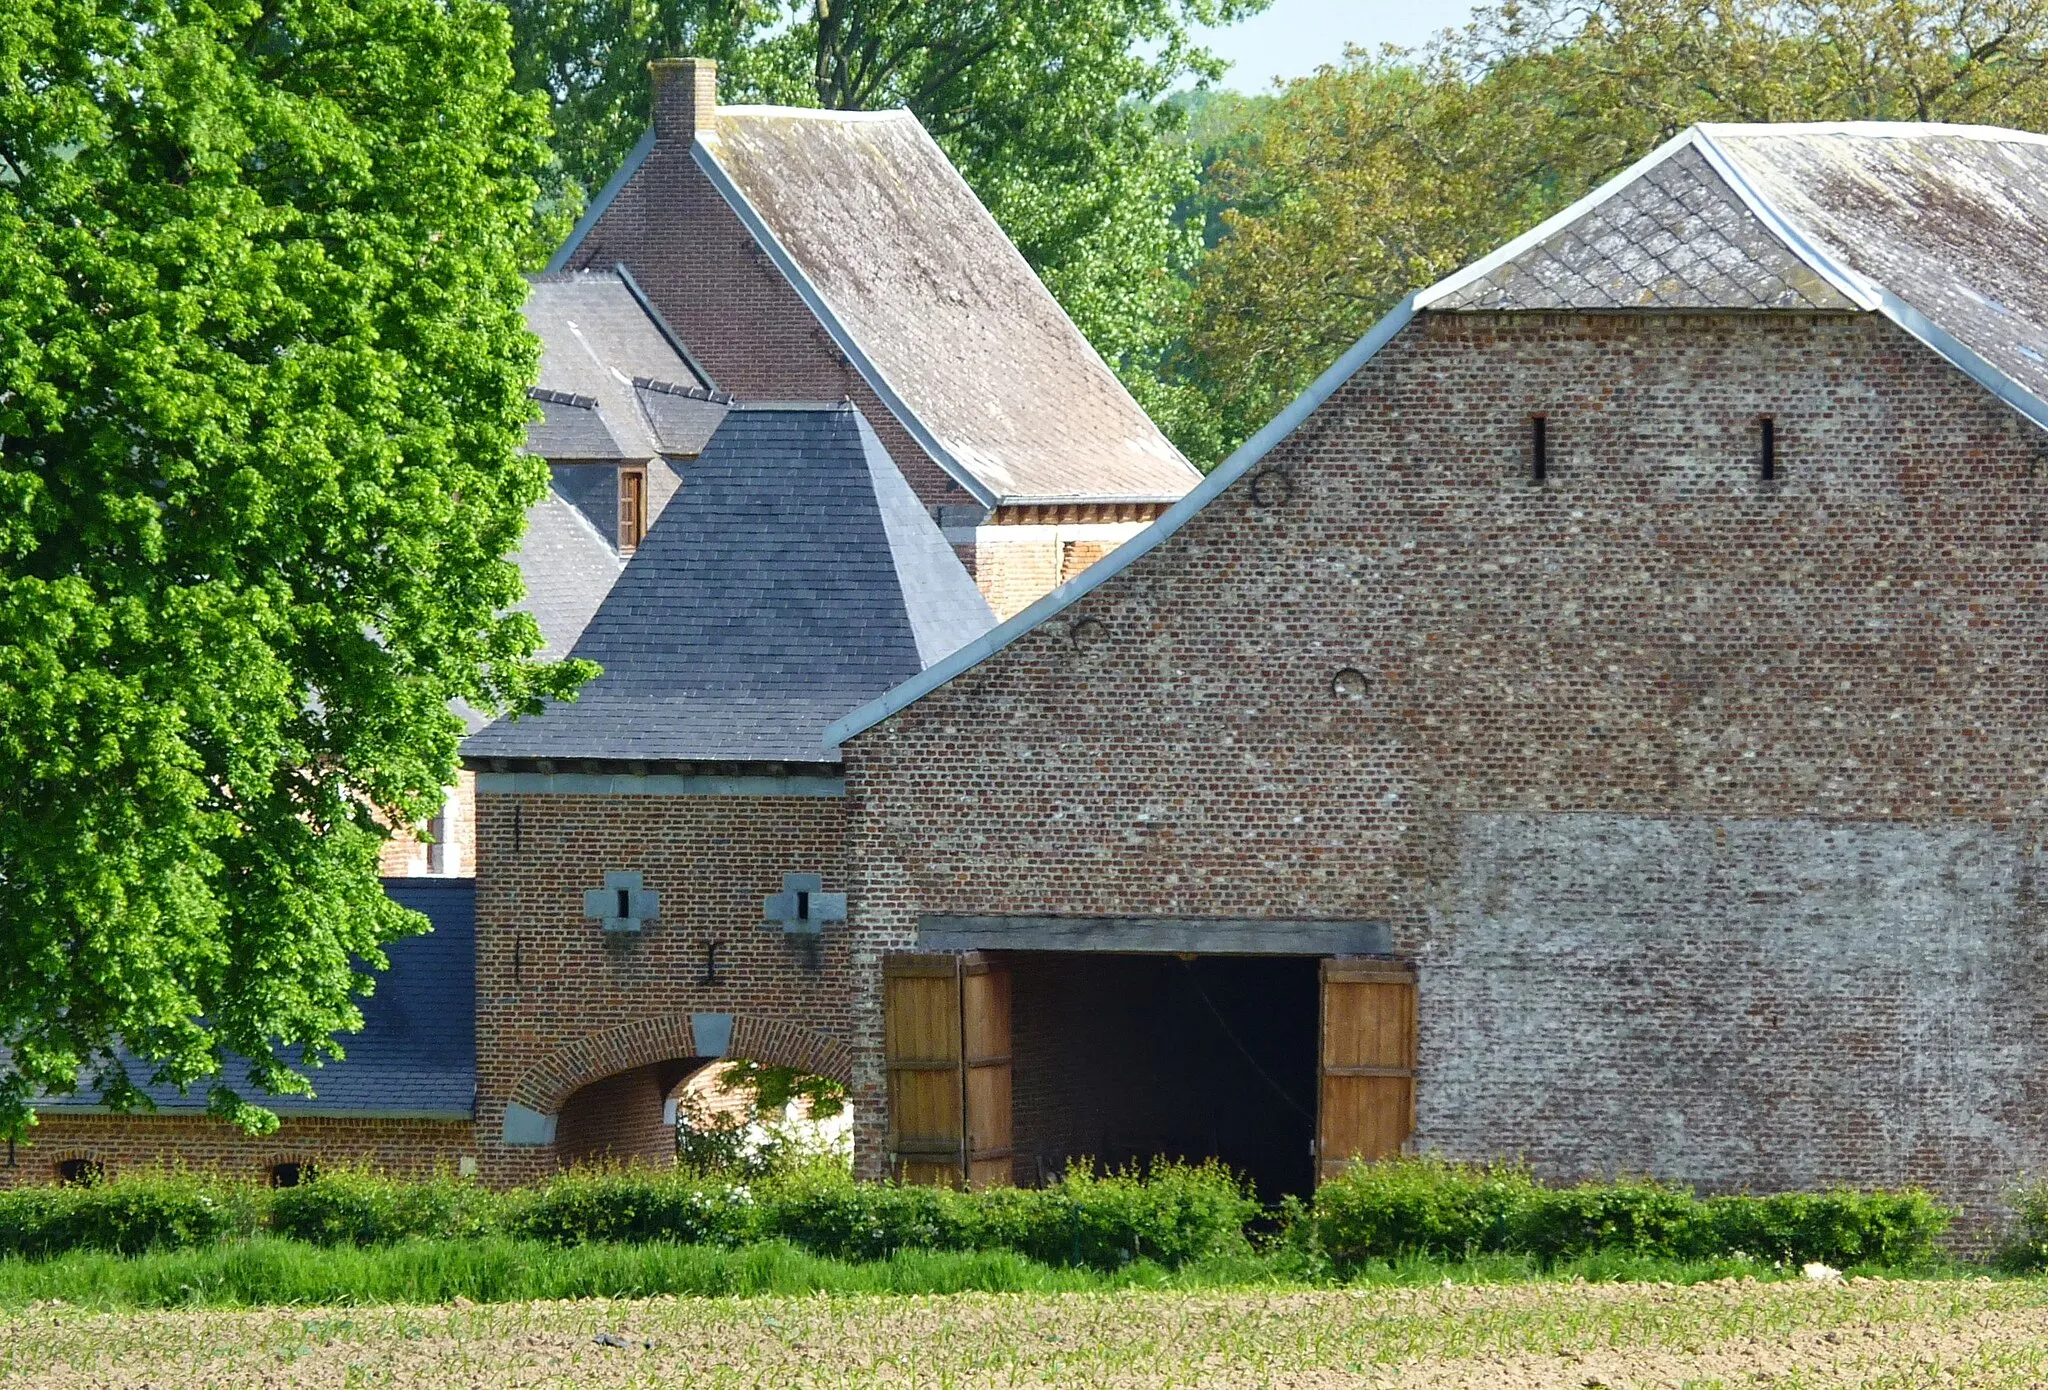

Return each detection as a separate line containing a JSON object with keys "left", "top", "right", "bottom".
{"left": 512, "top": 0, "right": 2048, "bottom": 466}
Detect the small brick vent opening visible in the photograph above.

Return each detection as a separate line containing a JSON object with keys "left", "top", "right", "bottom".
{"left": 269, "top": 1161, "right": 315, "bottom": 1189}
{"left": 1008, "top": 953, "right": 1319, "bottom": 1202}
{"left": 55, "top": 1157, "right": 105, "bottom": 1187}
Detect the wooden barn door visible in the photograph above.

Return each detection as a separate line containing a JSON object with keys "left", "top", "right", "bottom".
{"left": 1317, "top": 958, "right": 1416, "bottom": 1181}
{"left": 884, "top": 953, "right": 1011, "bottom": 1188}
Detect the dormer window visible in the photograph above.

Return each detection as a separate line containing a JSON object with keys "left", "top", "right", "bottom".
{"left": 619, "top": 467, "right": 647, "bottom": 551}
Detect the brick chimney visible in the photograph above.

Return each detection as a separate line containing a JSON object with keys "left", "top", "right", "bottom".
{"left": 650, "top": 58, "right": 718, "bottom": 145}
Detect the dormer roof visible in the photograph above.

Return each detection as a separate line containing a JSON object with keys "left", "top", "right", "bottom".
{"left": 522, "top": 268, "right": 732, "bottom": 460}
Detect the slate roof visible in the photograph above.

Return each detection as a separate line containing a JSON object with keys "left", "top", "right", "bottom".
{"left": 512, "top": 491, "right": 625, "bottom": 661}
{"left": 555, "top": 105, "right": 1200, "bottom": 508}
{"left": 466, "top": 403, "right": 996, "bottom": 765}
{"left": 1419, "top": 123, "right": 2048, "bottom": 434}
{"left": 523, "top": 269, "right": 731, "bottom": 460}
{"left": 34, "top": 879, "right": 475, "bottom": 1119}
{"left": 1430, "top": 144, "right": 1856, "bottom": 312}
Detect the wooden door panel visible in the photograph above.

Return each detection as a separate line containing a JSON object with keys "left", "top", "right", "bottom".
{"left": 962, "top": 957, "right": 1012, "bottom": 1188}
{"left": 885, "top": 956, "right": 964, "bottom": 1182}
{"left": 885, "top": 953, "right": 1012, "bottom": 1189}
{"left": 1318, "top": 959, "right": 1416, "bottom": 1181}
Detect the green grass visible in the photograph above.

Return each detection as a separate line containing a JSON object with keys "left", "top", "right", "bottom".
{"left": 0, "top": 1234, "right": 1929, "bottom": 1311}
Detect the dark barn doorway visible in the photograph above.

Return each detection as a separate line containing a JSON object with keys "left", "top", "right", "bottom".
{"left": 1007, "top": 953, "right": 1319, "bottom": 1203}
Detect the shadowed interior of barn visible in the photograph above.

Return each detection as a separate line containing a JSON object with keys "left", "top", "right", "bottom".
{"left": 1007, "top": 954, "right": 1319, "bottom": 1202}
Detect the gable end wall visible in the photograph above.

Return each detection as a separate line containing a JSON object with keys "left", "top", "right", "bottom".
{"left": 843, "top": 309, "right": 2048, "bottom": 1224}
{"left": 559, "top": 143, "right": 964, "bottom": 512}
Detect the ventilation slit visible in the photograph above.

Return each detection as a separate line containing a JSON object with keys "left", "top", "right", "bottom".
{"left": 1530, "top": 415, "right": 1548, "bottom": 485}
{"left": 1760, "top": 415, "right": 1776, "bottom": 482}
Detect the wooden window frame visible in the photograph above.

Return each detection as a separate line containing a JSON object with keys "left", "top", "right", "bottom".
{"left": 619, "top": 466, "right": 648, "bottom": 553}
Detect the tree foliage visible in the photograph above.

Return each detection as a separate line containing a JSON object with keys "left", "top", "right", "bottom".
{"left": 1183, "top": 0, "right": 2048, "bottom": 456}
{"left": 0, "top": 0, "right": 586, "bottom": 1135}
{"left": 505, "top": 0, "right": 1262, "bottom": 452}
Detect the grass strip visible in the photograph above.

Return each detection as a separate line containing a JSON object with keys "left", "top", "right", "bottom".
{"left": 0, "top": 1235, "right": 1907, "bottom": 1310}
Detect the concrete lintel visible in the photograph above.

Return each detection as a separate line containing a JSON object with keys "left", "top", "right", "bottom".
{"left": 475, "top": 772, "right": 845, "bottom": 797}
{"left": 916, "top": 915, "right": 1393, "bottom": 956}
{"left": 691, "top": 1012, "right": 734, "bottom": 1058}
{"left": 502, "top": 1101, "right": 559, "bottom": 1147}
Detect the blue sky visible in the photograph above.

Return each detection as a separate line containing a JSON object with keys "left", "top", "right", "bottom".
{"left": 1195, "top": 0, "right": 1483, "bottom": 91}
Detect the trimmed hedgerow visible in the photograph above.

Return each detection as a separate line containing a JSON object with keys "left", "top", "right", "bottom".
{"left": 1307, "top": 1158, "right": 1951, "bottom": 1273}
{"left": 0, "top": 1160, "right": 1947, "bottom": 1275}
{"left": 0, "top": 1173, "right": 263, "bottom": 1258}
{"left": 267, "top": 1170, "right": 498, "bottom": 1247}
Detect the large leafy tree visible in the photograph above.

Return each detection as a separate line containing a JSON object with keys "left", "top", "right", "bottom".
{"left": 506, "top": 0, "right": 1260, "bottom": 451}
{"left": 0, "top": 0, "right": 584, "bottom": 1135}
{"left": 1184, "top": 0, "right": 2048, "bottom": 456}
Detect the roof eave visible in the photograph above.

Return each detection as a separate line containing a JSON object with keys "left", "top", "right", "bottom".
{"left": 691, "top": 136, "right": 1002, "bottom": 511}
{"left": 993, "top": 493, "right": 1188, "bottom": 509}
{"left": 823, "top": 295, "right": 1421, "bottom": 750}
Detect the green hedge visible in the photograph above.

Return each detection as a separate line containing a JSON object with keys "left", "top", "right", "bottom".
{"left": 0, "top": 1162, "right": 1254, "bottom": 1271}
{"left": 1306, "top": 1159, "right": 1951, "bottom": 1272}
{"left": 0, "top": 1160, "right": 1951, "bottom": 1275}
{"left": 0, "top": 1175, "right": 264, "bottom": 1259}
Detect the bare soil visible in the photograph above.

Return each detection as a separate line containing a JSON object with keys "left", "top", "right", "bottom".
{"left": 4, "top": 1277, "right": 2046, "bottom": 1388}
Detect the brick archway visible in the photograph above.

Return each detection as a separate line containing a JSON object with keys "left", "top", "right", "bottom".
{"left": 507, "top": 1011, "right": 853, "bottom": 1118}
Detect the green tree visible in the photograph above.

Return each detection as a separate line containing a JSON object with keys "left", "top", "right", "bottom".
{"left": 1185, "top": 0, "right": 2048, "bottom": 456}
{"left": 0, "top": 0, "right": 587, "bottom": 1137}
{"left": 505, "top": 0, "right": 1262, "bottom": 456}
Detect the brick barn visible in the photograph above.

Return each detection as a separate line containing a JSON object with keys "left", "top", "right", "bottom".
{"left": 21, "top": 113, "right": 2048, "bottom": 1228}
{"left": 832, "top": 122, "right": 2048, "bottom": 1221}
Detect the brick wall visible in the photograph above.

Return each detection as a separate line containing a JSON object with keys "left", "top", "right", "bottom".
{"left": 843, "top": 309, "right": 2048, "bottom": 1223}
{"left": 379, "top": 770, "right": 476, "bottom": 879}
{"left": 559, "top": 130, "right": 966, "bottom": 513}
{"left": 472, "top": 787, "right": 859, "bottom": 1184}
{"left": 0, "top": 1114, "right": 473, "bottom": 1187}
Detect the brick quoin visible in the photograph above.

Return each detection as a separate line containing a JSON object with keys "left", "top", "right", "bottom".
{"left": 843, "top": 310, "right": 2048, "bottom": 1226}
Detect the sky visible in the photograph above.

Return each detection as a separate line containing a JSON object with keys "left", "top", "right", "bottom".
{"left": 1195, "top": 0, "right": 1483, "bottom": 92}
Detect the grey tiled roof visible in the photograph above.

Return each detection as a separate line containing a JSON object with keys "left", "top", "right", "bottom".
{"left": 512, "top": 490, "right": 625, "bottom": 660}
{"left": 698, "top": 110, "right": 1201, "bottom": 504}
{"left": 34, "top": 879, "right": 475, "bottom": 1119}
{"left": 1710, "top": 126, "right": 2048, "bottom": 416}
{"left": 1432, "top": 145, "right": 1856, "bottom": 312}
{"left": 1423, "top": 123, "right": 2048, "bottom": 432}
{"left": 465, "top": 403, "right": 996, "bottom": 764}
{"left": 634, "top": 378, "right": 730, "bottom": 456}
{"left": 523, "top": 270, "right": 730, "bottom": 461}
{"left": 526, "top": 392, "right": 631, "bottom": 460}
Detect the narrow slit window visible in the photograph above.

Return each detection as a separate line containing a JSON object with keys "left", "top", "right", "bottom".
{"left": 1530, "top": 415, "right": 1548, "bottom": 484}
{"left": 1759, "top": 416, "right": 1777, "bottom": 482}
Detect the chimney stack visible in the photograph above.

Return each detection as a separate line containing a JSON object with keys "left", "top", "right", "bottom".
{"left": 650, "top": 57, "right": 717, "bottom": 145}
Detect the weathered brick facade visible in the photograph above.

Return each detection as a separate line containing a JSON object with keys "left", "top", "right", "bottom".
{"left": 843, "top": 309, "right": 2048, "bottom": 1222}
